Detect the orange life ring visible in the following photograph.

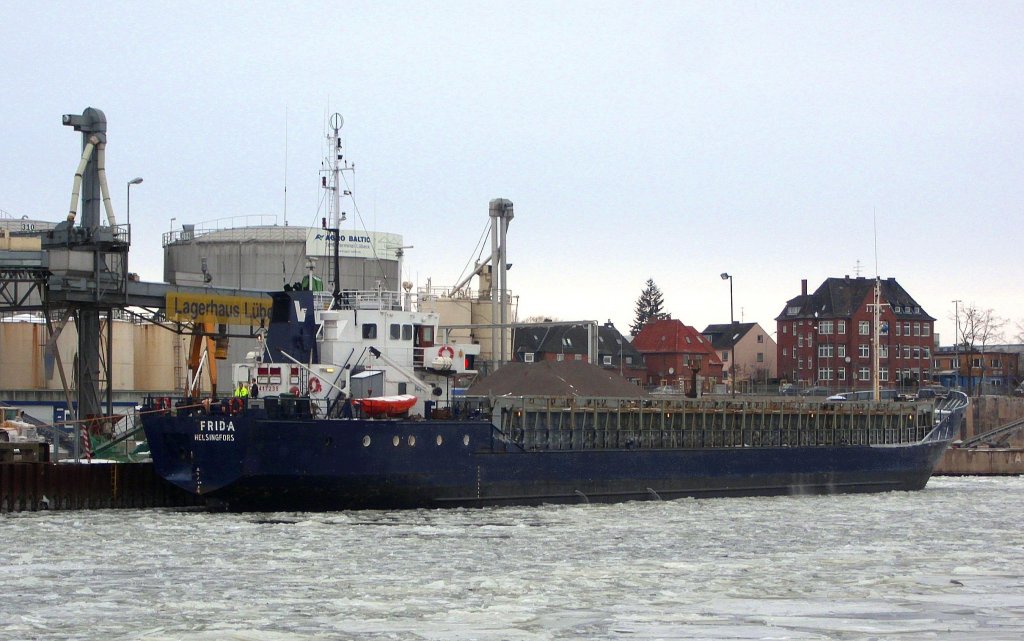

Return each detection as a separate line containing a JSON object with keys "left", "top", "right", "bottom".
{"left": 160, "top": 397, "right": 171, "bottom": 414}
{"left": 308, "top": 377, "right": 322, "bottom": 394}
{"left": 289, "top": 385, "right": 300, "bottom": 396}
{"left": 437, "top": 345, "right": 455, "bottom": 359}
{"left": 229, "top": 397, "right": 243, "bottom": 415}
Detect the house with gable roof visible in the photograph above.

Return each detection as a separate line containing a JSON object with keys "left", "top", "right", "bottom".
{"left": 512, "top": 321, "right": 647, "bottom": 384}
{"left": 632, "top": 318, "right": 723, "bottom": 392}
{"left": 776, "top": 276, "right": 935, "bottom": 391}
{"left": 702, "top": 322, "right": 778, "bottom": 390}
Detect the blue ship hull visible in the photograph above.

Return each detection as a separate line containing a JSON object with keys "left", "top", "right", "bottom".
{"left": 142, "top": 398, "right": 964, "bottom": 511}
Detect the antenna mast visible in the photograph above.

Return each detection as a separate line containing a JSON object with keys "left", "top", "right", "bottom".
{"left": 323, "top": 113, "right": 350, "bottom": 229}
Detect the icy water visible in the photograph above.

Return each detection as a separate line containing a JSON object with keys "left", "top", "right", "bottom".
{"left": 2, "top": 477, "right": 1022, "bottom": 641}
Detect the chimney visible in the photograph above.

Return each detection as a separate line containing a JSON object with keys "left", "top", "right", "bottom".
{"left": 801, "top": 279, "right": 807, "bottom": 296}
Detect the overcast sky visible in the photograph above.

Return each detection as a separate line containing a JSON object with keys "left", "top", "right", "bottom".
{"left": 4, "top": 1, "right": 1022, "bottom": 344}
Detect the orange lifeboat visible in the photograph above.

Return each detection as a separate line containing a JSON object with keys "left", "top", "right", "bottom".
{"left": 354, "top": 394, "right": 418, "bottom": 417}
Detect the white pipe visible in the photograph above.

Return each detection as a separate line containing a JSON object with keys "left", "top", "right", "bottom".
{"left": 188, "top": 350, "right": 210, "bottom": 396}
{"left": 67, "top": 136, "right": 98, "bottom": 223}
{"left": 280, "top": 351, "right": 348, "bottom": 397}
{"left": 96, "top": 143, "right": 117, "bottom": 227}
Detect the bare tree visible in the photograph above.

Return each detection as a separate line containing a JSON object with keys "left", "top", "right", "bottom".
{"left": 521, "top": 315, "right": 559, "bottom": 324}
{"left": 956, "top": 304, "right": 1006, "bottom": 396}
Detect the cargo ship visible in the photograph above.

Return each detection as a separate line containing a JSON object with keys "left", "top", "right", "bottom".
{"left": 140, "top": 287, "right": 968, "bottom": 511}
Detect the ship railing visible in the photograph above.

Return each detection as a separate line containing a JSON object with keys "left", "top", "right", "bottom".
{"left": 487, "top": 395, "right": 938, "bottom": 451}
{"left": 325, "top": 289, "right": 404, "bottom": 311}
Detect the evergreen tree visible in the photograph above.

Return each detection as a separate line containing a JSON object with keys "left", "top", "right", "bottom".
{"left": 631, "top": 278, "right": 667, "bottom": 335}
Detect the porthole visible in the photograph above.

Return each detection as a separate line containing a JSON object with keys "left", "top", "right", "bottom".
{"left": 435, "top": 434, "right": 443, "bottom": 446}
{"left": 362, "top": 435, "right": 371, "bottom": 447}
{"left": 463, "top": 434, "right": 470, "bottom": 446}
{"left": 392, "top": 435, "right": 400, "bottom": 447}
{"left": 408, "top": 435, "right": 416, "bottom": 447}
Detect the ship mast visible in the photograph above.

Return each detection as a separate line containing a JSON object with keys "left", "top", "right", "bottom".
{"left": 321, "top": 113, "right": 352, "bottom": 302}
{"left": 872, "top": 277, "right": 881, "bottom": 401}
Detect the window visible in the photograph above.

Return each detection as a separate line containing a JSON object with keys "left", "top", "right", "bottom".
{"left": 903, "top": 346, "right": 911, "bottom": 359}
{"left": 972, "top": 357, "right": 982, "bottom": 368}
{"left": 838, "top": 321, "right": 847, "bottom": 334}
{"left": 556, "top": 353, "right": 564, "bottom": 362}
{"left": 603, "top": 355, "right": 612, "bottom": 366}
{"left": 880, "top": 321, "right": 889, "bottom": 336}
{"left": 798, "top": 358, "right": 804, "bottom": 369}
{"left": 402, "top": 324, "right": 413, "bottom": 340}
{"left": 991, "top": 358, "right": 1001, "bottom": 368}
{"left": 924, "top": 347, "right": 931, "bottom": 359}
{"left": 798, "top": 336, "right": 804, "bottom": 348}
{"left": 903, "top": 322, "right": 911, "bottom": 335}
{"left": 819, "top": 321, "right": 833, "bottom": 334}
{"left": 879, "top": 345, "right": 888, "bottom": 359}
{"left": 783, "top": 325, "right": 788, "bottom": 334}
{"left": 838, "top": 345, "right": 846, "bottom": 358}
{"left": 895, "top": 323, "right": 902, "bottom": 336}
{"left": 859, "top": 367, "right": 870, "bottom": 381}
{"left": 722, "top": 351, "right": 729, "bottom": 362}
{"left": 859, "top": 321, "right": 870, "bottom": 335}
{"left": 787, "top": 306, "right": 800, "bottom": 315}
{"left": 757, "top": 352, "right": 764, "bottom": 363}
{"left": 922, "top": 324, "right": 930, "bottom": 337}
{"left": 390, "top": 323, "right": 401, "bottom": 339}
{"left": 913, "top": 347, "right": 921, "bottom": 359}
{"left": 913, "top": 322, "right": 921, "bottom": 336}
{"left": 626, "top": 356, "right": 633, "bottom": 365}
{"left": 838, "top": 368, "right": 846, "bottom": 381}
{"left": 685, "top": 336, "right": 692, "bottom": 344}
{"left": 880, "top": 367, "right": 889, "bottom": 382}
{"left": 859, "top": 344, "right": 870, "bottom": 358}
{"left": 782, "top": 347, "right": 788, "bottom": 356}
{"left": 524, "top": 352, "right": 535, "bottom": 363}
{"left": 757, "top": 334, "right": 764, "bottom": 343}
{"left": 574, "top": 354, "right": 582, "bottom": 361}
{"left": 818, "top": 368, "right": 832, "bottom": 380}
{"left": 362, "top": 323, "right": 377, "bottom": 339}
{"left": 818, "top": 344, "right": 833, "bottom": 358}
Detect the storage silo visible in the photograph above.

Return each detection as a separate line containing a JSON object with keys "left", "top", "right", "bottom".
{"left": 163, "top": 221, "right": 404, "bottom": 369}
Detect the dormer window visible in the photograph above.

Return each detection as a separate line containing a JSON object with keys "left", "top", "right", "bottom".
{"left": 787, "top": 306, "right": 800, "bottom": 315}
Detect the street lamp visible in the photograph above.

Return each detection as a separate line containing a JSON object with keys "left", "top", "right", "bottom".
{"left": 126, "top": 177, "right": 143, "bottom": 228}
{"left": 721, "top": 272, "right": 735, "bottom": 397}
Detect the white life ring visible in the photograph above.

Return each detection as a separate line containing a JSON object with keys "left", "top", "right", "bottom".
{"left": 437, "top": 345, "right": 455, "bottom": 359}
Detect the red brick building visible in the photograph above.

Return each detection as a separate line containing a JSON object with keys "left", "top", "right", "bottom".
{"left": 632, "top": 318, "right": 724, "bottom": 392}
{"left": 776, "top": 276, "right": 935, "bottom": 391}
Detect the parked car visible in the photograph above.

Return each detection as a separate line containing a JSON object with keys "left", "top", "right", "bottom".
{"left": 800, "top": 386, "right": 830, "bottom": 397}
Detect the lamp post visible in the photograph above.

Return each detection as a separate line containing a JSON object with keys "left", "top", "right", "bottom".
{"left": 126, "top": 177, "right": 143, "bottom": 228}
{"left": 721, "top": 272, "right": 735, "bottom": 397}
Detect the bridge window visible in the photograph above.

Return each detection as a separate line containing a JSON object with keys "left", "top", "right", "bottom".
{"left": 402, "top": 324, "right": 413, "bottom": 340}
{"left": 390, "top": 323, "right": 401, "bottom": 339}
{"left": 362, "top": 323, "right": 377, "bottom": 339}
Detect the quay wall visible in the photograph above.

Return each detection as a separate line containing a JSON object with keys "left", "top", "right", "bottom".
{"left": 0, "top": 462, "right": 202, "bottom": 513}
{"left": 936, "top": 448, "right": 1024, "bottom": 476}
